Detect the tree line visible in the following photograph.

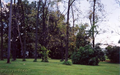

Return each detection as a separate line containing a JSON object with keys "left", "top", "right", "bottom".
{"left": 1, "top": 0, "right": 117, "bottom": 65}
{"left": 0, "top": 0, "right": 77, "bottom": 63}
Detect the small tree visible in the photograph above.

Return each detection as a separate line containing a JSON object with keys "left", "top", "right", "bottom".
{"left": 76, "top": 25, "right": 90, "bottom": 49}
{"left": 41, "top": 46, "right": 49, "bottom": 62}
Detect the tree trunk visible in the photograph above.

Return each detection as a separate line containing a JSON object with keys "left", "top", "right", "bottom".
{"left": 65, "top": 0, "right": 71, "bottom": 62}
{"left": 71, "top": 6, "right": 75, "bottom": 34}
{"left": 17, "top": 22, "right": 24, "bottom": 61}
{"left": 7, "top": 0, "right": 13, "bottom": 63}
{"left": 11, "top": 0, "right": 17, "bottom": 61}
{"left": 34, "top": 0, "right": 41, "bottom": 62}
{"left": 42, "top": 0, "right": 47, "bottom": 47}
{"left": 65, "top": 0, "right": 75, "bottom": 62}
{"left": 23, "top": 34, "right": 26, "bottom": 61}
{"left": 21, "top": 1, "right": 26, "bottom": 61}
{"left": 0, "top": 0, "right": 4, "bottom": 60}
{"left": 17, "top": 0, "right": 26, "bottom": 61}
{"left": 92, "top": 0, "right": 96, "bottom": 48}
{"left": 61, "top": 39, "right": 64, "bottom": 61}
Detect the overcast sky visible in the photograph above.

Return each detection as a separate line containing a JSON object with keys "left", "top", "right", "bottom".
{"left": 2, "top": 0, "right": 120, "bottom": 47}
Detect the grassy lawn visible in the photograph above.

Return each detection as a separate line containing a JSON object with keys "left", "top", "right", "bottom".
{"left": 0, "top": 59, "right": 119, "bottom": 75}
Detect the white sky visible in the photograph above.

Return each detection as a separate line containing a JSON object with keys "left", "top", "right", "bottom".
{"left": 95, "top": 0, "right": 120, "bottom": 46}
{"left": 3, "top": 0, "right": 120, "bottom": 47}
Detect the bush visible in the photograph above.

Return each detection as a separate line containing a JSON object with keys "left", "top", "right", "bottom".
{"left": 62, "top": 61, "right": 72, "bottom": 65}
{"left": 94, "top": 45, "right": 105, "bottom": 61}
{"left": 71, "top": 45, "right": 105, "bottom": 65}
{"left": 41, "top": 46, "right": 49, "bottom": 62}
{"left": 105, "top": 46, "right": 120, "bottom": 63}
{"left": 88, "top": 57, "right": 99, "bottom": 65}
{"left": 72, "top": 45, "right": 95, "bottom": 65}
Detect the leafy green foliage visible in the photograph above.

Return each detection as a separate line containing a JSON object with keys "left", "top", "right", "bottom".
{"left": 62, "top": 61, "right": 72, "bottom": 65}
{"left": 72, "top": 24, "right": 105, "bottom": 65}
{"left": 1, "top": 0, "right": 67, "bottom": 59}
{"left": 94, "top": 45, "right": 105, "bottom": 61}
{"left": 72, "top": 45, "right": 105, "bottom": 65}
{"left": 41, "top": 46, "right": 49, "bottom": 62}
{"left": 72, "top": 45, "right": 95, "bottom": 65}
{"left": 76, "top": 25, "right": 90, "bottom": 48}
{"left": 105, "top": 46, "right": 120, "bottom": 63}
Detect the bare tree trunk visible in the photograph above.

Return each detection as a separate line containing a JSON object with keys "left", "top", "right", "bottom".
{"left": 17, "top": 0, "right": 24, "bottom": 60}
{"left": 11, "top": 0, "right": 17, "bottom": 61}
{"left": 0, "top": 0, "right": 4, "bottom": 60}
{"left": 65, "top": 0, "right": 75, "bottom": 62}
{"left": 34, "top": 0, "right": 41, "bottom": 62}
{"left": 71, "top": 6, "right": 75, "bottom": 34}
{"left": 21, "top": 0, "right": 26, "bottom": 61}
{"left": 17, "top": 22, "right": 24, "bottom": 60}
{"left": 23, "top": 34, "right": 26, "bottom": 61}
{"left": 42, "top": 0, "right": 47, "bottom": 47}
{"left": 17, "top": 0, "right": 26, "bottom": 61}
{"left": 92, "top": 0, "right": 96, "bottom": 48}
{"left": 65, "top": 0, "right": 71, "bottom": 62}
{"left": 7, "top": 0, "right": 12, "bottom": 63}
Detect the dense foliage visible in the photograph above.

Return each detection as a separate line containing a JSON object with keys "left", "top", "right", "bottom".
{"left": 94, "top": 45, "right": 105, "bottom": 61}
{"left": 0, "top": 0, "right": 109, "bottom": 65}
{"left": 72, "top": 45, "right": 105, "bottom": 65}
{"left": 49, "top": 46, "right": 65, "bottom": 59}
{"left": 76, "top": 25, "right": 89, "bottom": 48}
{"left": 41, "top": 46, "right": 49, "bottom": 62}
{"left": 62, "top": 61, "right": 72, "bottom": 65}
{"left": 105, "top": 45, "right": 120, "bottom": 63}
{"left": 0, "top": 0, "right": 68, "bottom": 60}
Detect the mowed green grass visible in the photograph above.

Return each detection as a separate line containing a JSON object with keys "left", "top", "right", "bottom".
{"left": 0, "top": 59, "right": 119, "bottom": 75}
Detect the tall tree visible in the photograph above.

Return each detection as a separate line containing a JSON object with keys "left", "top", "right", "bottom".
{"left": 20, "top": 0, "right": 26, "bottom": 61}
{"left": 7, "top": 0, "right": 13, "bottom": 63}
{"left": 92, "top": 0, "right": 96, "bottom": 48}
{"left": 65, "top": 0, "right": 75, "bottom": 62}
{"left": 11, "top": 0, "right": 17, "bottom": 61}
{"left": 88, "top": 0, "right": 104, "bottom": 48}
{"left": 42, "top": 0, "right": 47, "bottom": 47}
{"left": 0, "top": 0, "right": 4, "bottom": 60}
{"left": 34, "top": 0, "right": 41, "bottom": 62}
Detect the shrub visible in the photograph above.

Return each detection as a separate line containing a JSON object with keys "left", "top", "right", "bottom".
{"left": 72, "top": 45, "right": 95, "bottom": 65}
{"left": 88, "top": 57, "right": 99, "bottom": 65}
{"left": 41, "top": 46, "right": 49, "bottom": 62}
{"left": 62, "top": 61, "right": 72, "bottom": 65}
{"left": 94, "top": 45, "right": 105, "bottom": 61}
{"left": 71, "top": 45, "right": 105, "bottom": 65}
{"left": 105, "top": 46, "right": 120, "bottom": 63}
